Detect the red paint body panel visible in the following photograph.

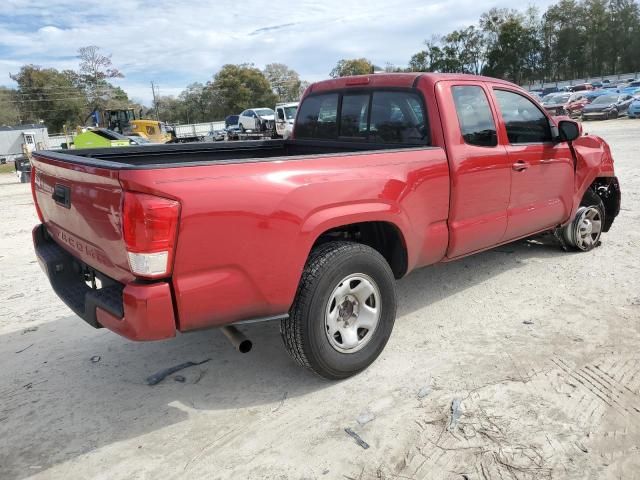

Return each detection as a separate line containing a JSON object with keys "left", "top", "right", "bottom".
{"left": 30, "top": 73, "right": 618, "bottom": 341}
{"left": 96, "top": 282, "right": 176, "bottom": 341}
{"left": 118, "top": 148, "right": 450, "bottom": 330}
{"left": 32, "top": 157, "right": 133, "bottom": 284}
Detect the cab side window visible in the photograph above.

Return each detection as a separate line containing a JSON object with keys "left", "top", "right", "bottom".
{"left": 295, "top": 93, "right": 339, "bottom": 139}
{"left": 493, "top": 89, "right": 552, "bottom": 143}
{"left": 369, "top": 91, "right": 427, "bottom": 144}
{"left": 451, "top": 86, "right": 497, "bottom": 147}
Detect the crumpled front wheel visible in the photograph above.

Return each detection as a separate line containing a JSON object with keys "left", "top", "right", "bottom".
{"left": 561, "top": 189, "right": 605, "bottom": 252}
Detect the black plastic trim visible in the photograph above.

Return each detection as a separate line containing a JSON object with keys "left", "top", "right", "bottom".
{"left": 34, "top": 225, "right": 124, "bottom": 328}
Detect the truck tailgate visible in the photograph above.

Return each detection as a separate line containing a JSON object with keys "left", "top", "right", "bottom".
{"left": 32, "top": 154, "right": 134, "bottom": 284}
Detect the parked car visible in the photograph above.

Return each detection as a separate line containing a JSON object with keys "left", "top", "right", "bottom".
{"left": 30, "top": 73, "right": 621, "bottom": 379}
{"left": 528, "top": 91, "right": 543, "bottom": 102}
{"left": 591, "top": 81, "right": 603, "bottom": 89}
{"left": 225, "top": 115, "right": 240, "bottom": 129}
{"left": 628, "top": 97, "right": 640, "bottom": 118}
{"left": 127, "top": 135, "right": 152, "bottom": 145}
{"left": 565, "top": 90, "right": 611, "bottom": 117}
{"left": 569, "top": 83, "right": 594, "bottom": 92}
{"left": 541, "top": 92, "right": 572, "bottom": 115}
{"left": 541, "top": 86, "right": 560, "bottom": 96}
{"left": 619, "top": 80, "right": 640, "bottom": 95}
{"left": 238, "top": 108, "right": 275, "bottom": 132}
{"left": 581, "top": 93, "right": 635, "bottom": 120}
{"left": 564, "top": 93, "right": 590, "bottom": 117}
{"left": 209, "top": 130, "right": 226, "bottom": 141}
{"left": 274, "top": 102, "right": 298, "bottom": 138}
{"left": 223, "top": 115, "right": 241, "bottom": 140}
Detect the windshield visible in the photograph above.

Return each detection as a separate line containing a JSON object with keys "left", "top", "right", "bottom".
{"left": 592, "top": 95, "right": 618, "bottom": 104}
{"left": 284, "top": 106, "right": 297, "bottom": 120}
{"left": 543, "top": 94, "right": 570, "bottom": 104}
{"left": 254, "top": 108, "right": 274, "bottom": 116}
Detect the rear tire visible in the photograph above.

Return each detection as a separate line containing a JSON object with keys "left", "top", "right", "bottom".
{"left": 560, "top": 189, "right": 605, "bottom": 252}
{"left": 281, "top": 241, "right": 397, "bottom": 380}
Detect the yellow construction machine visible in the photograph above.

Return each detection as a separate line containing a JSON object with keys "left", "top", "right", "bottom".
{"left": 89, "top": 108, "right": 171, "bottom": 143}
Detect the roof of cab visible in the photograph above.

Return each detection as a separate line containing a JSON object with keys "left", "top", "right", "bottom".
{"left": 307, "top": 72, "right": 519, "bottom": 94}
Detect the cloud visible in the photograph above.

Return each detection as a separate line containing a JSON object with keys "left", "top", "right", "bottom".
{"left": 0, "top": 0, "right": 557, "bottom": 105}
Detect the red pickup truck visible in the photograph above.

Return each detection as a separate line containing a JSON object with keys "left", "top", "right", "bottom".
{"left": 31, "top": 73, "right": 620, "bottom": 379}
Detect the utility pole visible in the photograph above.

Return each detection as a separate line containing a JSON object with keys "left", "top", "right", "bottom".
{"left": 151, "top": 81, "right": 160, "bottom": 121}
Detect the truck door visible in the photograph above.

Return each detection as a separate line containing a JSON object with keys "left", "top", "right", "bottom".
{"left": 491, "top": 88, "right": 574, "bottom": 241}
{"left": 276, "top": 107, "right": 286, "bottom": 136}
{"left": 439, "top": 82, "right": 511, "bottom": 258}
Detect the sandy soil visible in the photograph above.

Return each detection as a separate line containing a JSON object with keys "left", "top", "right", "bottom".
{"left": 1, "top": 119, "right": 639, "bottom": 480}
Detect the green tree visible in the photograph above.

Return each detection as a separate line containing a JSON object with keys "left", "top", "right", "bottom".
{"left": 155, "top": 95, "right": 187, "bottom": 124}
{"left": 9, "top": 65, "right": 86, "bottom": 132}
{"left": 329, "top": 58, "right": 374, "bottom": 77}
{"left": 0, "top": 87, "right": 21, "bottom": 125}
{"left": 176, "top": 82, "right": 211, "bottom": 123}
{"left": 263, "top": 63, "right": 303, "bottom": 102}
{"left": 482, "top": 9, "right": 541, "bottom": 83}
{"left": 408, "top": 37, "right": 444, "bottom": 72}
{"left": 209, "top": 64, "right": 278, "bottom": 116}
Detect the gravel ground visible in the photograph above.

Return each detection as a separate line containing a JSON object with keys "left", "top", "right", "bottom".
{"left": 0, "top": 119, "right": 638, "bottom": 480}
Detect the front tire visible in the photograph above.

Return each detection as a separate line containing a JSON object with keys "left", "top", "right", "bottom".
{"left": 561, "top": 189, "right": 605, "bottom": 252}
{"left": 281, "top": 241, "right": 397, "bottom": 380}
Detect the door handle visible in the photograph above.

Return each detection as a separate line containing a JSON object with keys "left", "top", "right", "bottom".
{"left": 540, "top": 158, "right": 553, "bottom": 164}
{"left": 512, "top": 160, "right": 530, "bottom": 172}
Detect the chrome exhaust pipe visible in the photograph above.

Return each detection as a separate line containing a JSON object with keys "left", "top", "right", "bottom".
{"left": 220, "top": 326, "right": 252, "bottom": 353}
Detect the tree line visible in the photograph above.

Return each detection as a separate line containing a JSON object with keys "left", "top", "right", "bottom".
{"left": 154, "top": 63, "right": 308, "bottom": 124}
{"left": 332, "top": 0, "right": 640, "bottom": 84}
{"left": 2, "top": 0, "right": 638, "bottom": 131}
{"left": 0, "top": 46, "right": 131, "bottom": 132}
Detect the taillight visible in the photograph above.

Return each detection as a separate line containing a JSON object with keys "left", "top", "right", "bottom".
{"left": 30, "top": 167, "right": 44, "bottom": 223}
{"left": 122, "top": 191, "right": 180, "bottom": 278}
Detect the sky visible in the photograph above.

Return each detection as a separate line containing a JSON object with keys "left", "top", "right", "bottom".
{"left": 0, "top": 0, "right": 556, "bottom": 105}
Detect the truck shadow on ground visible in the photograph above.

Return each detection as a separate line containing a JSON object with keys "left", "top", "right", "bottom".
{"left": 1, "top": 234, "right": 568, "bottom": 478}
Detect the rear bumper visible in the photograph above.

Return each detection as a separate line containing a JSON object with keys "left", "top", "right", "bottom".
{"left": 33, "top": 225, "right": 176, "bottom": 341}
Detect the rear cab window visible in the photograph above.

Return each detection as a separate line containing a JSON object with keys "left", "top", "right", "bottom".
{"left": 295, "top": 89, "right": 429, "bottom": 145}
{"left": 451, "top": 85, "right": 497, "bottom": 147}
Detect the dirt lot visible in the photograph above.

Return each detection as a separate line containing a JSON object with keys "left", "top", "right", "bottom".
{"left": 1, "top": 119, "right": 639, "bottom": 480}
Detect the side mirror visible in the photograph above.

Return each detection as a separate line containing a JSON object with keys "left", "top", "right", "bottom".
{"left": 557, "top": 120, "right": 580, "bottom": 142}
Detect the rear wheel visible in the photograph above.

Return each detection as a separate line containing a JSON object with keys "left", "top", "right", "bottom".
{"left": 239, "top": 123, "right": 246, "bottom": 133}
{"left": 281, "top": 241, "right": 397, "bottom": 380}
{"left": 561, "top": 189, "right": 605, "bottom": 252}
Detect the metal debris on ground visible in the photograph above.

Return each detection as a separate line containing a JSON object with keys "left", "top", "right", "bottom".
{"left": 174, "top": 375, "right": 186, "bottom": 383}
{"left": 523, "top": 320, "right": 534, "bottom": 325}
{"left": 345, "top": 428, "right": 370, "bottom": 449}
{"left": 145, "top": 359, "right": 211, "bottom": 386}
{"left": 21, "top": 327, "right": 38, "bottom": 334}
{"left": 90, "top": 356, "right": 101, "bottom": 363}
{"left": 15, "top": 344, "right": 33, "bottom": 354}
{"left": 448, "top": 397, "right": 463, "bottom": 431}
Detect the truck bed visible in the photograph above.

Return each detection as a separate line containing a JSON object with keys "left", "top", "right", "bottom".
{"left": 39, "top": 139, "right": 427, "bottom": 169}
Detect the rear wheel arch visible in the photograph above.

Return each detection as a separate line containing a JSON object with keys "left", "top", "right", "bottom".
{"left": 310, "top": 221, "right": 408, "bottom": 279}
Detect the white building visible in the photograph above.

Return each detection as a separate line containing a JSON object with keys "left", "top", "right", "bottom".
{"left": 0, "top": 124, "right": 49, "bottom": 162}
